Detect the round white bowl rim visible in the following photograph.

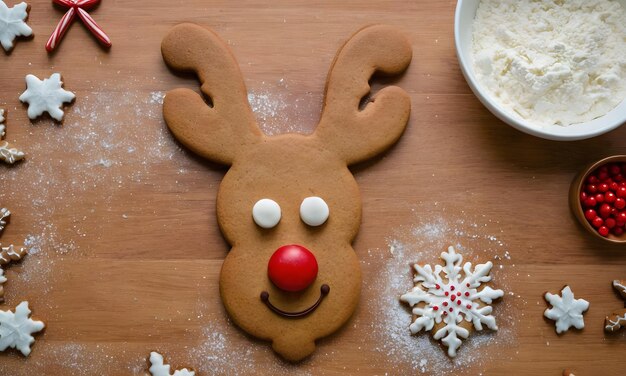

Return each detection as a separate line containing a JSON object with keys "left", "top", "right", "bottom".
{"left": 454, "top": 0, "right": 626, "bottom": 141}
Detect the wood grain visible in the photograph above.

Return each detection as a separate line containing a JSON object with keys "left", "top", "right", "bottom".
{"left": 0, "top": 0, "right": 624, "bottom": 375}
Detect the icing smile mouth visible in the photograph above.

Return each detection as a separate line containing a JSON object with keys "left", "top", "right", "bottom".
{"left": 260, "top": 284, "right": 330, "bottom": 318}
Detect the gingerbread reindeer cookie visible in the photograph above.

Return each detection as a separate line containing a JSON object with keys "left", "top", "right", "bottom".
{"left": 161, "top": 24, "right": 412, "bottom": 361}
{"left": 605, "top": 280, "right": 626, "bottom": 333}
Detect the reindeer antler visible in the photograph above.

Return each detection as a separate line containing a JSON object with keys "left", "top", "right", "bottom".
{"left": 314, "top": 25, "right": 412, "bottom": 165}
{"left": 161, "top": 23, "right": 262, "bottom": 165}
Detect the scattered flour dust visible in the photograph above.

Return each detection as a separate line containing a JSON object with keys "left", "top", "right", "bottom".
{"left": 246, "top": 78, "right": 321, "bottom": 135}
{"left": 362, "top": 207, "right": 522, "bottom": 374}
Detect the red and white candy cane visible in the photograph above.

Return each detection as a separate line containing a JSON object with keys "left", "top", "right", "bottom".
{"left": 46, "top": 0, "right": 111, "bottom": 52}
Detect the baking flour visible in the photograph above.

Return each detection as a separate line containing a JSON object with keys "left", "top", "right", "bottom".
{"left": 472, "top": 0, "right": 626, "bottom": 127}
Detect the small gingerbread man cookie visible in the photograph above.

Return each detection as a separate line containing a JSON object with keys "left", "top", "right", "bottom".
{"left": 605, "top": 280, "right": 626, "bottom": 333}
{"left": 0, "top": 110, "right": 24, "bottom": 164}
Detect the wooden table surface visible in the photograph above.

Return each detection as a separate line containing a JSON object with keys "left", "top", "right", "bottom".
{"left": 1, "top": 1, "right": 625, "bottom": 375}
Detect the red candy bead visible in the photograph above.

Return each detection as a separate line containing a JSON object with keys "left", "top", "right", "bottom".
{"left": 584, "top": 197, "right": 597, "bottom": 208}
{"left": 598, "top": 226, "right": 609, "bottom": 237}
{"left": 592, "top": 217, "right": 604, "bottom": 228}
{"left": 598, "top": 183, "right": 609, "bottom": 193}
{"left": 616, "top": 198, "right": 626, "bottom": 210}
{"left": 587, "top": 175, "right": 599, "bottom": 184}
{"left": 605, "top": 218, "right": 616, "bottom": 229}
{"left": 595, "top": 194, "right": 605, "bottom": 203}
{"left": 599, "top": 204, "right": 612, "bottom": 218}
{"left": 610, "top": 182, "right": 619, "bottom": 191}
{"left": 584, "top": 209, "right": 596, "bottom": 221}
{"left": 267, "top": 244, "right": 318, "bottom": 292}
{"left": 598, "top": 171, "right": 609, "bottom": 181}
{"left": 587, "top": 184, "right": 598, "bottom": 194}
{"left": 618, "top": 212, "right": 626, "bottom": 222}
{"left": 614, "top": 227, "right": 624, "bottom": 236}
{"left": 618, "top": 187, "right": 626, "bottom": 198}
{"left": 610, "top": 165, "right": 622, "bottom": 175}
{"left": 605, "top": 192, "right": 616, "bottom": 204}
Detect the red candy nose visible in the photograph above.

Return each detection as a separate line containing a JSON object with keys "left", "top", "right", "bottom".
{"left": 268, "top": 244, "right": 318, "bottom": 292}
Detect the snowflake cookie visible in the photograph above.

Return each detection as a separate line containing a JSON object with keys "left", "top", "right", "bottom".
{"left": 400, "top": 245, "right": 504, "bottom": 357}
{"left": 0, "top": 301, "right": 44, "bottom": 356}
{"left": 0, "top": 1, "right": 32, "bottom": 52}
{"left": 605, "top": 280, "right": 626, "bottom": 333}
{"left": 19, "top": 73, "right": 75, "bottom": 121}
{"left": 0, "top": 110, "right": 24, "bottom": 164}
{"left": 544, "top": 286, "right": 589, "bottom": 334}
{"left": 149, "top": 352, "right": 195, "bottom": 376}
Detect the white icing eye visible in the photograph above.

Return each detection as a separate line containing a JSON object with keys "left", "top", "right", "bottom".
{"left": 300, "top": 197, "right": 329, "bottom": 226}
{"left": 252, "top": 199, "right": 281, "bottom": 228}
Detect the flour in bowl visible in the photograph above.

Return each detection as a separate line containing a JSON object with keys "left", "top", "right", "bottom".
{"left": 472, "top": 0, "right": 626, "bottom": 127}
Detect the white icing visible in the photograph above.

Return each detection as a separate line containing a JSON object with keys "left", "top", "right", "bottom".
{"left": 0, "top": 301, "right": 44, "bottom": 356}
{"left": 400, "top": 246, "right": 504, "bottom": 357}
{"left": 0, "top": 1, "right": 32, "bottom": 51}
{"left": 252, "top": 198, "right": 281, "bottom": 228}
{"left": 0, "top": 109, "right": 5, "bottom": 137}
{"left": 544, "top": 286, "right": 589, "bottom": 334}
{"left": 613, "top": 280, "right": 626, "bottom": 296}
{"left": 605, "top": 312, "right": 626, "bottom": 332}
{"left": 299, "top": 196, "right": 329, "bottom": 226}
{"left": 0, "top": 208, "right": 9, "bottom": 234}
{"left": 0, "top": 112, "right": 24, "bottom": 165}
{"left": 0, "top": 141, "right": 24, "bottom": 164}
{"left": 19, "top": 73, "right": 75, "bottom": 121}
{"left": 149, "top": 352, "right": 195, "bottom": 376}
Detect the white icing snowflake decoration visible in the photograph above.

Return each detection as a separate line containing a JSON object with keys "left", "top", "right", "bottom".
{"left": 0, "top": 301, "right": 44, "bottom": 356}
{"left": 0, "top": 1, "right": 32, "bottom": 51}
{"left": 544, "top": 286, "right": 589, "bottom": 334}
{"left": 149, "top": 352, "right": 195, "bottom": 376}
{"left": 400, "top": 246, "right": 504, "bottom": 357}
{"left": 19, "top": 73, "right": 75, "bottom": 121}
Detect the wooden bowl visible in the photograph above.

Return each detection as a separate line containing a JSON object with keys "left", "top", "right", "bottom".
{"left": 570, "top": 155, "right": 626, "bottom": 243}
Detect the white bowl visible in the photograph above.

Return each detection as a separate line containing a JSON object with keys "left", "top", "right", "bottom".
{"left": 454, "top": 0, "right": 626, "bottom": 141}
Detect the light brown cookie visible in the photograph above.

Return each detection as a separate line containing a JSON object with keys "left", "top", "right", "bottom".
{"left": 162, "top": 23, "right": 412, "bottom": 361}
{"left": 605, "top": 280, "right": 626, "bottom": 333}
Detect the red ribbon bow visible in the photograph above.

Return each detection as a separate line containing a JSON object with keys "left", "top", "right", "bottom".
{"left": 46, "top": 0, "right": 111, "bottom": 52}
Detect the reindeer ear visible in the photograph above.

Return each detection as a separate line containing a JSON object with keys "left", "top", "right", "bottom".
{"left": 162, "top": 23, "right": 262, "bottom": 165}
{"left": 314, "top": 25, "right": 412, "bottom": 166}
